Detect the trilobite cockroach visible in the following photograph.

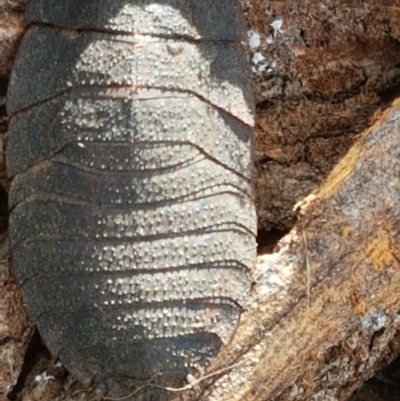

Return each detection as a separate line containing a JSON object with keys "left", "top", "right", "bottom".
{"left": 6, "top": 0, "right": 256, "bottom": 399}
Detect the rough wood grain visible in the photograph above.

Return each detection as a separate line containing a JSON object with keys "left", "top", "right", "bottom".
{"left": 173, "top": 98, "right": 400, "bottom": 401}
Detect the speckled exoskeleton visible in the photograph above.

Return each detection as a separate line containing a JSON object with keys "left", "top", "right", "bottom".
{"left": 6, "top": 0, "right": 256, "bottom": 399}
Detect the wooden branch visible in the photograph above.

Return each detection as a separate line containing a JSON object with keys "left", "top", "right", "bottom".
{"left": 172, "top": 100, "right": 400, "bottom": 401}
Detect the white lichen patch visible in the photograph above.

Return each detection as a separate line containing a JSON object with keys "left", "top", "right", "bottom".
{"left": 289, "top": 384, "right": 305, "bottom": 397}
{"left": 247, "top": 19, "right": 284, "bottom": 76}
{"left": 252, "top": 51, "right": 265, "bottom": 64}
{"left": 247, "top": 30, "right": 261, "bottom": 49}
{"left": 361, "top": 311, "right": 387, "bottom": 331}
{"left": 34, "top": 371, "right": 55, "bottom": 383}
{"left": 270, "top": 19, "right": 284, "bottom": 37}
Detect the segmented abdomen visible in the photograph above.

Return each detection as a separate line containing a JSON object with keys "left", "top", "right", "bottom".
{"left": 7, "top": 0, "right": 256, "bottom": 398}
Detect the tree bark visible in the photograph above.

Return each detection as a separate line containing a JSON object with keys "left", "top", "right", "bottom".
{"left": 1, "top": 1, "right": 400, "bottom": 401}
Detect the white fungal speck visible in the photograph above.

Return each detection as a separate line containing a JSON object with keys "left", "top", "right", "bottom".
{"left": 270, "top": 19, "right": 284, "bottom": 37}
{"left": 266, "top": 35, "right": 274, "bottom": 44}
{"left": 34, "top": 371, "right": 55, "bottom": 383}
{"left": 252, "top": 52, "right": 265, "bottom": 64}
{"left": 361, "top": 311, "right": 387, "bottom": 331}
{"left": 248, "top": 30, "right": 261, "bottom": 48}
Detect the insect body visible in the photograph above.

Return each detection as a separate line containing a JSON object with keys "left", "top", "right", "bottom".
{"left": 6, "top": 0, "right": 256, "bottom": 398}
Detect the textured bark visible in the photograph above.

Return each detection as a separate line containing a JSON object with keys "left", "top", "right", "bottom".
{"left": 1, "top": 1, "right": 400, "bottom": 401}
{"left": 241, "top": 0, "right": 400, "bottom": 231}
{"left": 0, "top": 236, "right": 31, "bottom": 400}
